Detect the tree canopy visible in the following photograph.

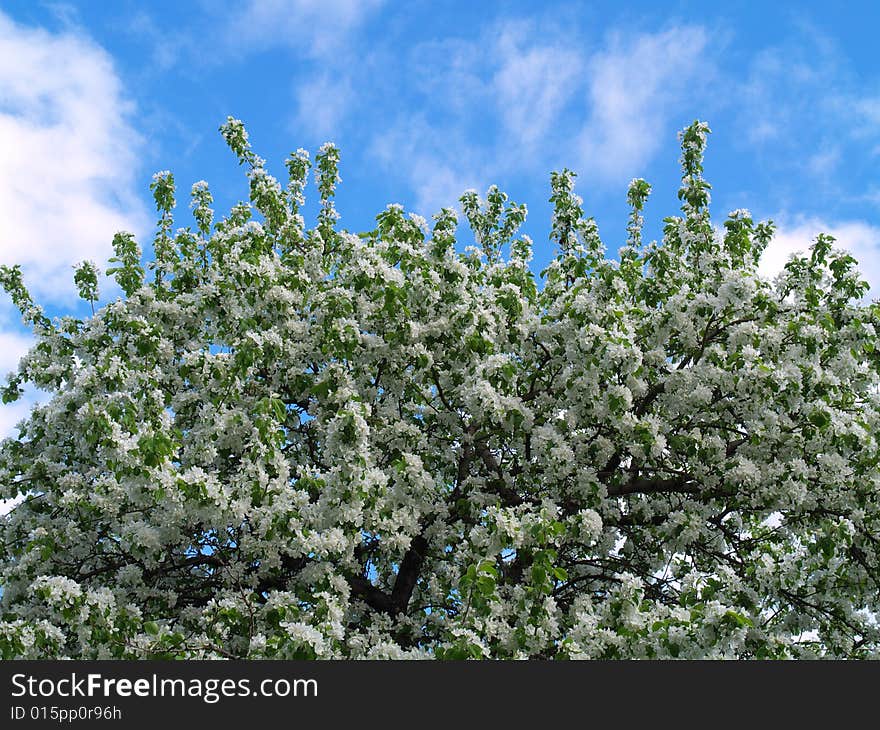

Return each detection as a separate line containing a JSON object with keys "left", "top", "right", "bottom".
{"left": 1, "top": 119, "right": 878, "bottom": 659}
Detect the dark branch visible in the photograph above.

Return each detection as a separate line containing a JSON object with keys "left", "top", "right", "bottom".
{"left": 348, "top": 534, "right": 429, "bottom": 616}
{"left": 607, "top": 475, "right": 700, "bottom": 497}
{"left": 390, "top": 535, "right": 428, "bottom": 613}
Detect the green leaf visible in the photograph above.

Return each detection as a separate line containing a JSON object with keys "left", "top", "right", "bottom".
{"left": 724, "top": 611, "right": 753, "bottom": 629}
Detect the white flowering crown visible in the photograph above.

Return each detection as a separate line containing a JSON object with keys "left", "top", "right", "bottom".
{"left": 0, "top": 119, "right": 878, "bottom": 659}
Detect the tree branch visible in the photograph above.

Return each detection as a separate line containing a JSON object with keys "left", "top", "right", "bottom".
{"left": 348, "top": 534, "right": 429, "bottom": 616}
{"left": 607, "top": 475, "right": 700, "bottom": 497}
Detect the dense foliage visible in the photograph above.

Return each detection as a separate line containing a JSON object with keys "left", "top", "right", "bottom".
{"left": 1, "top": 119, "right": 878, "bottom": 659}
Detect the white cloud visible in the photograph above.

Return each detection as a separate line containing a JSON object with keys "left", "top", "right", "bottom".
{"left": 369, "top": 23, "right": 712, "bottom": 213}
{"left": 0, "top": 12, "right": 148, "bottom": 303}
{"left": 227, "top": 1, "right": 384, "bottom": 148}
{"left": 856, "top": 97, "right": 880, "bottom": 130}
{"left": 492, "top": 24, "right": 583, "bottom": 146}
{"left": 0, "top": 396, "right": 33, "bottom": 443}
{"left": 229, "top": 0, "right": 384, "bottom": 57}
{"left": 759, "top": 217, "right": 880, "bottom": 298}
{"left": 0, "top": 494, "right": 24, "bottom": 517}
{"left": 739, "top": 47, "right": 827, "bottom": 146}
{"left": 367, "top": 21, "right": 585, "bottom": 216}
{"left": 293, "top": 72, "right": 353, "bottom": 139}
{"left": 370, "top": 116, "right": 479, "bottom": 217}
{"left": 125, "top": 10, "right": 192, "bottom": 72}
{"left": 0, "top": 11, "right": 149, "bottom": 463}
{"left": 0, "top": 331, "right": 33, "bottom": 379}
{"left": 408, "top": 162, "right": 478, "bottom": 220}
{"left": 806, "top": 145, "right": 841, "bottom": 176}
{"left": 576, "top": 26, "right": 709, "bottom": 181}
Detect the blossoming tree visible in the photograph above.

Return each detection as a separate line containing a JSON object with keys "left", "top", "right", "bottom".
{"left": 0, "top": 119, "right": 878, "bottom": 659}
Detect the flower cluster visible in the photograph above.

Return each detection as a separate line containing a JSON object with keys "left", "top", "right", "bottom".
{"left": 0, "top": 120, "right": 878, "bottom": 659}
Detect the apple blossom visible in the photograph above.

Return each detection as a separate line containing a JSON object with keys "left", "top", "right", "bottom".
{"left": 0, "top": 119, "right": 878, "bottom": 659}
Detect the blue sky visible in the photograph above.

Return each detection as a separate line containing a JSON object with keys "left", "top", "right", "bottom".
{"left": 0, "top": 0, "right": 879, "bottom": 439}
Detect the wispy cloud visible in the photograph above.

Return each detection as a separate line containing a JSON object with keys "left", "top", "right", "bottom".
{"left": 367, "top": 21, "right": 712, "bottom": 215}
{"left": 576, "top": 26, "right": 710, "bottom": 181}
{"left": 293, "top": 72, "right": 353, "bottom": 139}
{"left": 492, "top": 22, "right": 583, "bottom": 148}
{"left": 732, "top": 24, "right": 880, "bottom": 194}
{"left": 369, "top": 115, "right": 481, "bottom": 216}
{"left": 367, "top": 20, "right": 580, "bottom": 215}
{"left": 217, "top": 1, "right": 386, "bottom": 143}
{"left": 0, "top": 11, "right": 148, "bottom": 303}
{"left": 737, "top": 45, "right": 830, "bottom": 146}
{"left": 227, "top": 0, "right": 384, "bottom": 58}
{"left": 124, "top": 10, "right": 194, "bottom": 72}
